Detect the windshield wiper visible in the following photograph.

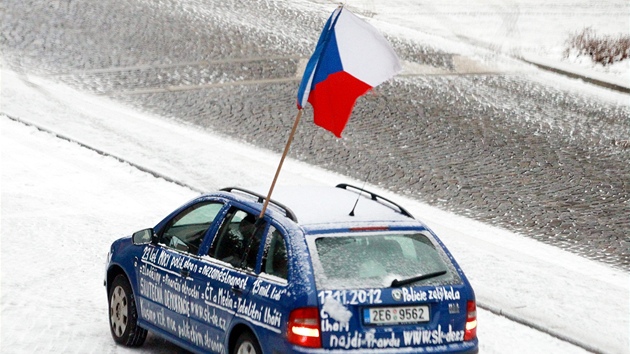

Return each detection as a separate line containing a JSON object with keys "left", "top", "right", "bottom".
{"left": 390, "top": 270, "right": 447, "bottom": 287}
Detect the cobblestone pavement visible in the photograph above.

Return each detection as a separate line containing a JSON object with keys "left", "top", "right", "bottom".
{"left": 2, "top": 0, "right": 629, "bottom": 270}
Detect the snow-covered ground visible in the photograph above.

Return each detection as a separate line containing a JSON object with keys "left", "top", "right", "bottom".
{"left": 307, "top": 0, "right": 630, "bottom": 90}
{"left": 2, "top": 65, "right": 629, "bottom": 353}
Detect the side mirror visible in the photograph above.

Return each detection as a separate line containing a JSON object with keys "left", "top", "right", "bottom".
{"left": 132, "top": 228, "right": 154, "bottom": 245}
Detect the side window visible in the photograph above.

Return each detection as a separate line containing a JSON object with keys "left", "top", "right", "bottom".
{"left": 261, "top": 226, "right": 288, "bottom": 280}
{"left": 209, "top": 209, "right": 263, "bottom": 269}
{"left": 160, "top": 202, "right": 223, "bottom": 255}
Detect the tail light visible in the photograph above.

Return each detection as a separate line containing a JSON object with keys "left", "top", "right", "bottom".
{"left": 287, "top": 307, "right": 321, "bottom": 348}
{"left": 464, "top": 300, "right": 477, "bottom": 341}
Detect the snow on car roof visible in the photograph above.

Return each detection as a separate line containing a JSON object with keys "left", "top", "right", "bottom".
{"left": 251, "top": 185, "right": 415, "bottom": 227}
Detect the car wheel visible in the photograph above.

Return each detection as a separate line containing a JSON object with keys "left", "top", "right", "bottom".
{"left": 108, "top": 274, "right": 147, "bottom": 346}
{"left": 234, "top": 331, "right": 261, "bottom": 354}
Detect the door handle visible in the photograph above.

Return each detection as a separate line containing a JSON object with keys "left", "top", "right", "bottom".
{"left": 180, "top": 268, "right": 190, "bottom": 278}
{"left": 231, "top": 285, "right": 244, "bottom": 295}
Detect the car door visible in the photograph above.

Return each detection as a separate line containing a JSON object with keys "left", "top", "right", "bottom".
{"left": 135, "top": 201, "right": 224, "bottom": 347}
{"left": 246, "top": 224, "right": 293, "bottom": 353}
{"left": 187, "top": 207, "right": 264, "bottom": 352}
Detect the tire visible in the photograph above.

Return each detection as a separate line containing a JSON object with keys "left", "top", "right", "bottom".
{"left": 108, "top": 274, "right": 148, "bottom": 347}
{"left": 233, "top": 331, "right": 261, "bottom": 354}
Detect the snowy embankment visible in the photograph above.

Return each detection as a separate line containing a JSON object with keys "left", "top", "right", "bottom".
{"left": 331, "top": 0, "right": 630, "bottom": 91}
{"left": 1, "top": 68, "right": 628, "bottom": 354}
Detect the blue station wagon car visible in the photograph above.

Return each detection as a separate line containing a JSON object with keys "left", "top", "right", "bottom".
{"left": 105, "top": 184, "right": 478, "bottom": 353}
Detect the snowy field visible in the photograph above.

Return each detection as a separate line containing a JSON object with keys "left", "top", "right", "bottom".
{"left": 308, "top": 0, "right": 630, "bottom": 88}
{"left": 2, "top": 67, "right": 629, "bottom": 353}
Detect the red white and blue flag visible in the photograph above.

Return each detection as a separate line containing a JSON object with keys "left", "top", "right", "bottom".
{"left": 297, "top": 7, "right": 401, "bottom": 137}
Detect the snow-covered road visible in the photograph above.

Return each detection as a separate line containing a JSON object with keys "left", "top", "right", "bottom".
{"left": 2, "top": 68, "right": 628, "bottom": 353}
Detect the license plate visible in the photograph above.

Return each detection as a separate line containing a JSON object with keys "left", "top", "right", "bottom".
{"left": 363, "top": 305, "right": 430, "bottom": 325}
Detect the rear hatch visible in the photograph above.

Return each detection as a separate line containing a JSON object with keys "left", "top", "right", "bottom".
{"left": 309, "top": 231, "right": 477, "bottom": 351}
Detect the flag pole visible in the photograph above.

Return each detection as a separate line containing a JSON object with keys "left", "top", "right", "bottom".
{"left": 258, "top": 109, "right": 303, "bottom": 220}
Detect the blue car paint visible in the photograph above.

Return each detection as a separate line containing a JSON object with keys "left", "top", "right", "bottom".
{"left": 106, "top": 186, "right": 478, "bottom": 354}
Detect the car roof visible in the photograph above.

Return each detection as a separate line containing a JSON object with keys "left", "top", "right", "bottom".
{"left": 222, "top": 184, "right": 419, "bottom": 231}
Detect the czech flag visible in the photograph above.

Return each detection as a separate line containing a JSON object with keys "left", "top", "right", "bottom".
{"left": 297, "top": 7, "right": 401, "bottom": 138}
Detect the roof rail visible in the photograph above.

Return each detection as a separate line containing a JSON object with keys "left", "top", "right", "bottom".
{"left": 220, "top": 187, "right": 298, "bottom": 222}
{"left": 336, "top": 183, "right": 414, "bottom": 219}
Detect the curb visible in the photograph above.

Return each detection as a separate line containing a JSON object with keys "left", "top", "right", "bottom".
{"left": 521, "top": 58, "right": 630, "bottom": 94}
{"left": 2, "top": 114, "right": 206, "bottom": 195}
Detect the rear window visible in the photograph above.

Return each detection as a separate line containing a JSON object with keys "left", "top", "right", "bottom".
{"left": 312, "top": 232, "right": 460, "bottom": 289}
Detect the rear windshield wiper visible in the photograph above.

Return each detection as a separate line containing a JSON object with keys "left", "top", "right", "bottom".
{"left": 390, "top": 270, "right": 447, "bottom": 287}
